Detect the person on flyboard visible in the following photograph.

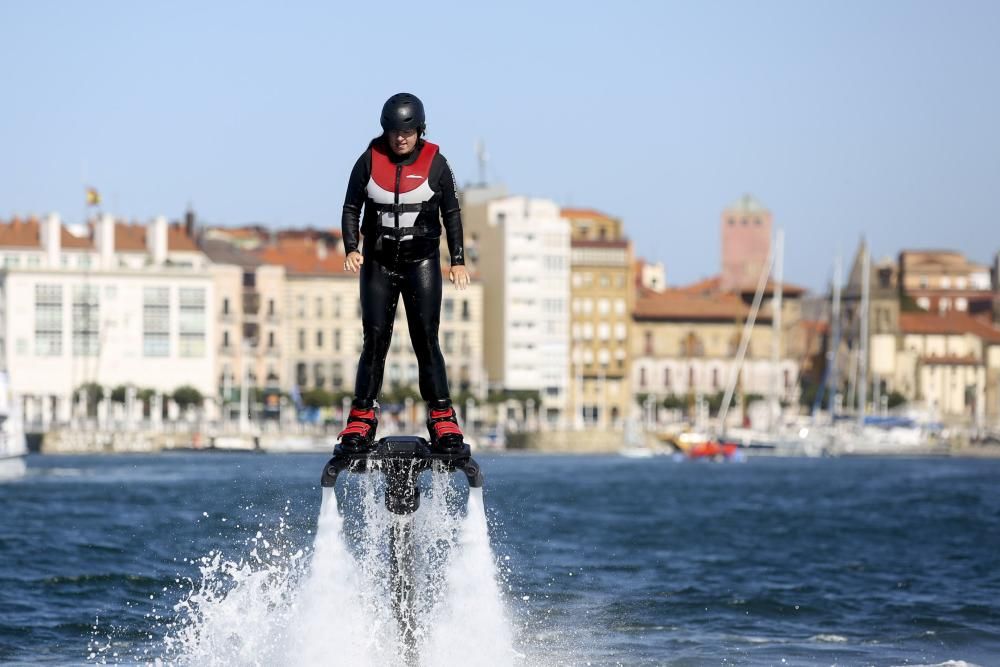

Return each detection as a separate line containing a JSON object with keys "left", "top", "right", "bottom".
{"left": 339, "top": 93, "right": 469, "bottom": 454}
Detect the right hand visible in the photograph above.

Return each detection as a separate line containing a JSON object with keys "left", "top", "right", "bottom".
{"left": 343, "top": 251, "right": 364, "bottom": 273}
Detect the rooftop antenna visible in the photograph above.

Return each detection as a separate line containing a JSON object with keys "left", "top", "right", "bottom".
{"left": 475, "top": 138, "right": 488, "bottom": 186}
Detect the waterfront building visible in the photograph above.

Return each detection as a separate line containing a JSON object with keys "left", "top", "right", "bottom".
{"left": 720, "top": 194, "right": 772, "bottom": 292}
{"left": 200, "top": 234, "right": 286, "bottom": 415}
{"left": 889, "top": 313, "right": 1000, "bottom": 425}
{"left": 898, "top": 250, "right": 993, "bottom": 316}
{"left": 257, "top": 235, "right": 485, "bottom": 403}
{"left": 461, "top": 191, "right": 571, "bottom": 426}
{"left": 562, "top": 208, "right": 634, "bottom": 430}
{"left": 631, "top": 285, "right": 802, "bottom": 412}
{"left": 0, "top": 213, "right": 214, "bottom": 426}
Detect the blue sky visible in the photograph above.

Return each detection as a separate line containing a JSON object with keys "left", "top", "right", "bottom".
{"left": 2, "top": 1, "right": 998, "bottom": 290}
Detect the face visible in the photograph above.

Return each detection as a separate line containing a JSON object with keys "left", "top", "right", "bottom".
{"left": 387, "top": 129, "right": 419, "bottom": 155}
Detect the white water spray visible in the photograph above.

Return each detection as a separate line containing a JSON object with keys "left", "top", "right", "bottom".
{"left": 162, "top": 472, "right": 514, "bottom": 666}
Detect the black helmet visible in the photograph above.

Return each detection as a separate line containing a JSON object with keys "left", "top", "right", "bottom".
{"left": 380, "top": 93, "right": 426, "bottom": 133}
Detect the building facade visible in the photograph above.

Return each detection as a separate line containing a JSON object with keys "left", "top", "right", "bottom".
{"left": 631, "top": 288, "right": 799, "bottom": 416}
{"left": 0, "top": 214, "right": 214, "bottom": 426}
{"left": 461, "top": 193, "right": 571, "bottom": 426}
{"left": 563, "top": 208, "right": 634, "bottom": 429}
{"left": 258, "top": 236, "right": 485, "bottom": 404}
{"left": 201, "top": 237, "right": 287, "bottom": 414}
{"left": 899, "top": 250, "right": 993, "bottom": 315}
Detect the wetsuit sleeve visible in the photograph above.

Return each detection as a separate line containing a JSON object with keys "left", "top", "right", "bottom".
{"left": 341, "top": 152, "right": 369, "bottom": 254}
{"left": 436, "top": 153, "right": 465, "bottom": 266}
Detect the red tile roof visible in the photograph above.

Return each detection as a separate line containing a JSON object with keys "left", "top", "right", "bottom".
{"left": 900, "top": 312, "right": 1000, "bottom": 344}
{"left": 679, "top": 273, "right": 807, "bottom": 297}
{"left": 256, "top": 239, "right": 350, "bottom": 276}
{"left": 634, "top": 287, "right": 757, "bottom": 322}
{"left": 561, "top": 208, "right": 616, "bottom": 220}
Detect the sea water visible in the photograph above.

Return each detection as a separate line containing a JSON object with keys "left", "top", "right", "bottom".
{"left": 2, "top": 453, "right": 999, "bottom": 665}
{"left": 156, "top": 468, "right": 513, "bottom": 666}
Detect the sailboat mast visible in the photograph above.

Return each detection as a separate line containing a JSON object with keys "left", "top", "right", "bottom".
{"left": 769, "top": 228, "right": 784, "bottom": 435}
{"left": 856, "top": 244, "right": 870, "bottom": 428}
{"left": 826, "top": 255, "right": 842, "bottom": 420}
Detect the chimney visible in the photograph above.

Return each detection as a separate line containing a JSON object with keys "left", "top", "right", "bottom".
{"left": 40, "top": 213, "right": 61, "bottom": 267}
{"left": 147, "top": 215, "right": 168, "bottom": 264}
{"left": 94, "top": 213, "right": 115, "bottom": 267}
{"left": 184, "top": 207, "right": 196, "bottom": 239}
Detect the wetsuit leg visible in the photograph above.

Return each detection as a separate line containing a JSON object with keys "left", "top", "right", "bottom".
{"left": 353, "top": 253, "right": 402, "bottom": 407}
{"left": 399, "top": 253, "right": 450, "bottom": 402}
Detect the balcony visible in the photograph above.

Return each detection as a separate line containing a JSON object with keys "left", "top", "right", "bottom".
{"left": 243, "top": 290, "right": 260, "bottom": 316}
{"left": 265, "top": 345, "right": 281, "bottom": 357}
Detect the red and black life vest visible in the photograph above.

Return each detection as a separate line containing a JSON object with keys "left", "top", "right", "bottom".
{"left": 366, "top": 141, "right": 440, "bottom": 242}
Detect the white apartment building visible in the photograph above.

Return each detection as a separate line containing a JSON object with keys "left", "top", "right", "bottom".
{"left": 0, "top": 214, "right": 214, "bottom": 426}
{"left": 462, "top": 193, "right": 571, "bottom": 426}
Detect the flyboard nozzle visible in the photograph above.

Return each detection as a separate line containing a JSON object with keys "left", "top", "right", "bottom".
{"left": 319, "top": 436, "right": 483, "bottom": 515}
{"left": 381, "top": 439, "right": 423, "bottom": 514}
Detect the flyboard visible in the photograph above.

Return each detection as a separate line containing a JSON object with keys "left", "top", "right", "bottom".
{"left": 320, "top": 436, "right": 483, "bottom": 663}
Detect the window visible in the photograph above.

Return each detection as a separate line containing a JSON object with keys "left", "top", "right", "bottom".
{"left": 179, "top": 288, "right": 206, "bottom": 357}
{"left": 332, "top": 361, "right": 344, "bottom": 388}
{"left": 143, "top": 287, "right": 170, "bottom": 357}
{"left": 644, "top": 330, "right": 653, "bottom": 355}
{"left": 443, "top": 298, "right": 454, "bottom": 321}
{"left": 461, "top": 300, "right": 470, "bottom": 321}
{"left": 268, "top": 299, "right": 275, "bottom": 316}
{"left": 663, "top": 367, "right": 671, "bottom": 390}
{"left": 72, "top": 285, "right": 99, "bottom": 356}
{"left": 639, "top": 367, "right": 647, "bottom": 388}
{"left": 334, "top": 296, "right": 341, "bottom": 318}
{"left": 264, "top": 331, "right": 273, "bottom": 348}
{"left": 614, "top": 298, "right": 626, "bottom": 315}
{"left": 614, "top": 323, "right": 626, "bottom": 341}
{"left": 334, "top": 329, "right": 341, "bottom": 352}
{"left": 598, "top": 323, "right": 610, "bottom": 340}
{"left": 297, "top": 295, "right": 305, "bottom": 318}
{"left": 296, "top": 362, "right": 307, "bottom": 387}
{"left": 314, "top": 362, "right": 325, "bottom": 388}
{"left": 582, "top": 299, "right": 593, "bottom": 315}
{"left": 598, "top": 299, "right": 610, "bottom": 315}
{"left": 223, "top": 331, "right": 230, "bottom": 348}
{"left": 316, "top": 330, "right": 324, "bottom": 348}
{"left": 298, "top": 329, "right": 306, "bottom": 351}
{"left": 444, "top": 331, "right": 454, "bottom": 354}
{"left": 35, "top": 284, "right": 63, "bottom": 356}
{"left": 222, "top": 297, "right": 230, "bottom": 315}
{"left": 315, "top": 296, "right": 323, "bottom": 317}
{"left": 688, "top": 367, "right": 695, "bottom": 388}
{"left": 712, "top": 368, "right": 719, "bottom": 390}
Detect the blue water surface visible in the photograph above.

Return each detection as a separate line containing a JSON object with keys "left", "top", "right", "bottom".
{"left": 1, "top": 453, "right": 998, "bottom": 665}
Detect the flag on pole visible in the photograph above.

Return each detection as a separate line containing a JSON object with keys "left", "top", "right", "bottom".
{"left": 85, "top": 187, "right": 101, "bottom": 206}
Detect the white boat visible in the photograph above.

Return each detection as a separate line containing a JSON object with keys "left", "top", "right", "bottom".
{"left": 0, "top": 370, "right": 28, "bottom": 479}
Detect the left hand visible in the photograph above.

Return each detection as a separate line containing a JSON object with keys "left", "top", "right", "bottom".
{"left": 449, "top": 265, "right": 470, "bottom": 290}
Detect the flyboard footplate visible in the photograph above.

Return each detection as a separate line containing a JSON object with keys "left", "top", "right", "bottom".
{"left": 320, "top": 436, "right": 483, "bottom": 513}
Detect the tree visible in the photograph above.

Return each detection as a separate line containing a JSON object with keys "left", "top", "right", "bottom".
{"left": 110, "top": 384, "right": 128, "bottom": 404}
{"left": 302, "top": 388, "right": 336, "bottom": 409}
{"left": 72, "top": 382, "right": 104, "bottom": 416}
{"left": 887, "top": 391, "right": 907, "bottom": 409}
{"left": 172, "top": 385, "right": 204, "bottom": 410}
{"left": 661, "top": 394, "right": 687, "bottom": 411}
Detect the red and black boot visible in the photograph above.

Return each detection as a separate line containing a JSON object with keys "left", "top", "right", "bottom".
{"left": 426, "top": 399, "right": 464, "bottom": 452}
{"left": 338, "top": 404, "right": 378, "bottom": 452}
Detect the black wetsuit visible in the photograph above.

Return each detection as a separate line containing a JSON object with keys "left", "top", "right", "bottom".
{"left": 341, "top": 138, "right": 465, "bottom": 409}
